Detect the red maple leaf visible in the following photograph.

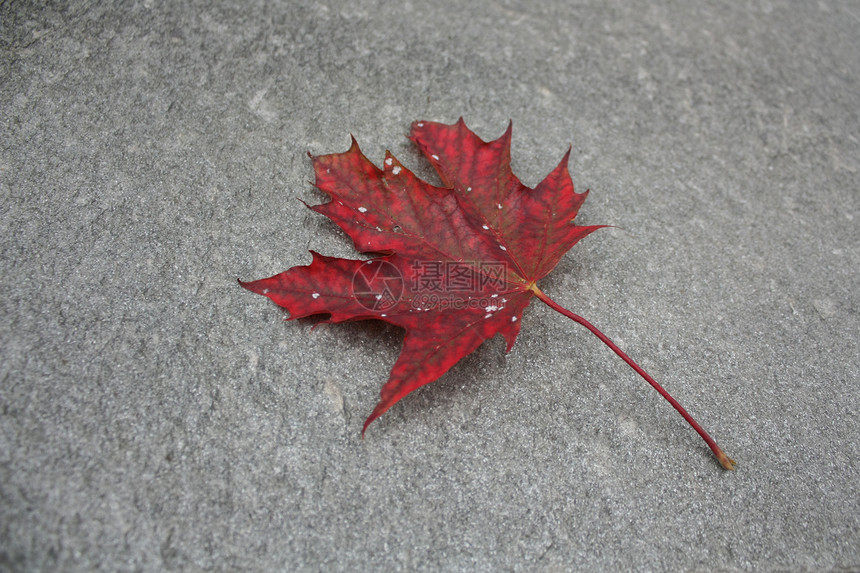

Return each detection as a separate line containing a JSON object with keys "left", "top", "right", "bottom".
{"left": 240, "top": 119, "right": 735, "bottom": 470}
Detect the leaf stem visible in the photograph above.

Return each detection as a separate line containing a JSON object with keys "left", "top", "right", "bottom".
{"left": 530, "top": 285, "right": 736, "bottom": 470}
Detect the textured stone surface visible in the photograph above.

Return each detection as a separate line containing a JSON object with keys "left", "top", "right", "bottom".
{"left": 2, "top": 1, "right": 858, "bottom": 571}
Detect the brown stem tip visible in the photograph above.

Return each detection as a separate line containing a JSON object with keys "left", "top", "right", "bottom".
{"left": 716, "top": 448, "right": 737, "bottom": 471}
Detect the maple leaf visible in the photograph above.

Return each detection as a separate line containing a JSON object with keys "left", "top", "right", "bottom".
{"left": 240, "top": 118, "right": 735, "bottom": 470}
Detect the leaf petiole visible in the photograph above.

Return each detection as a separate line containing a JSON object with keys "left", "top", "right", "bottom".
{"left": 530, "top": 285, "right": 736, "bottom": 470}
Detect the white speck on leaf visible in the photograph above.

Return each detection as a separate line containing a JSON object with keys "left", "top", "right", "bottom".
{"left": 358, "top": 206, "right": 367, "bottom": 213}
{"left": 312, "top": 292, "right": 320, "bottom": 299}
{"left": 432, "top": 154, "right": 440, "bottom": 160}
{"left": 499, "top": 245, "right": 507, "bottom": 251}
{"left": 392, "top": 166, "right": 401, "bottom": 175}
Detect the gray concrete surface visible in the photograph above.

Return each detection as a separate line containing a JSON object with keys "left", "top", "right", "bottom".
{"left": 2, "top": 1, "right": 858, "bottom": 571}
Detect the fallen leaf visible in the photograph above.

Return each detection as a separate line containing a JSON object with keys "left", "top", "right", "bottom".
{"left": 240, "top": 118, "right": 735, "bottom": 470}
